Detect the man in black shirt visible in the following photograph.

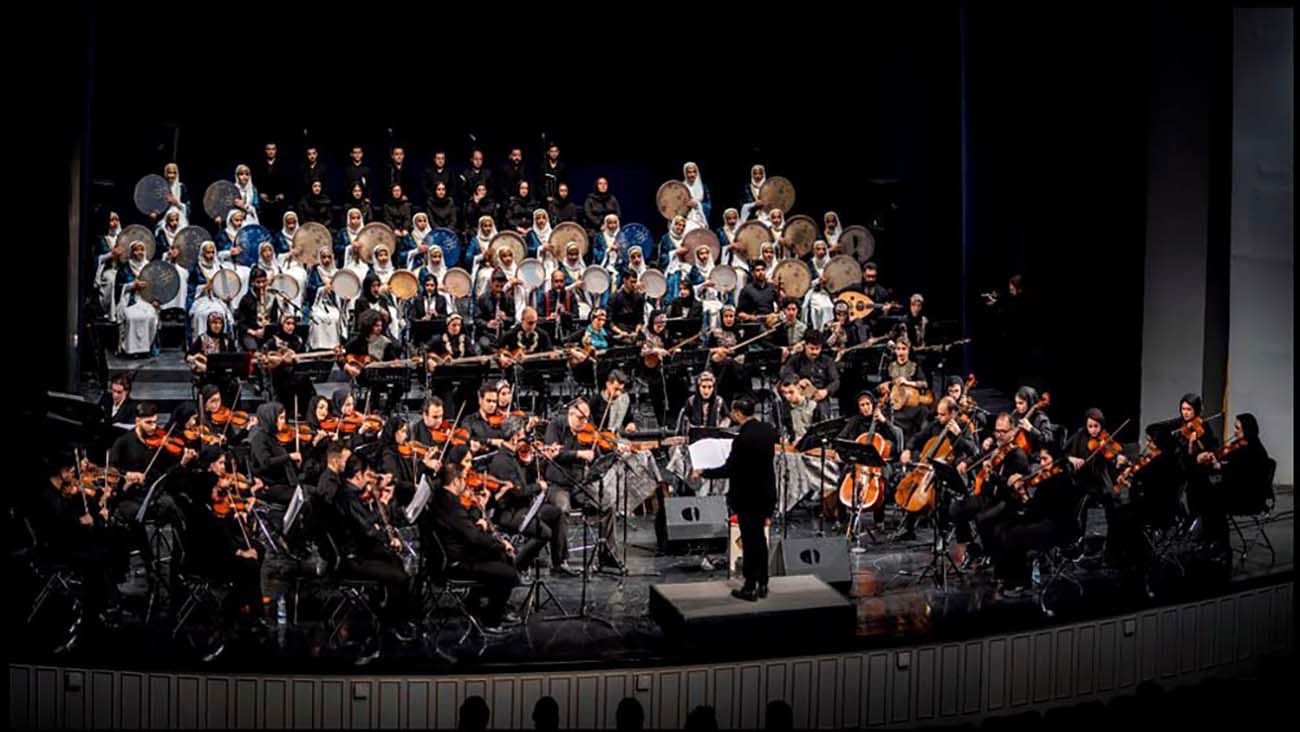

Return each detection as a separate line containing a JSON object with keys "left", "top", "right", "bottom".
{"left": 300, "top": 146, "right": 328, "bottom": 200}
{"left": 344, "top": 145, "right": 371, "bottom": 197}
{"left": 474, "top": 271, "right": 516, "bottom": 352}
{"left": 99, "top": 374, "right": 138, "bottom": 426}
{"left": 256, "top": 142, "right": 288, "bottom": 227}
{"left": 893, "top": 396, "right": 980, "bottom": 540}
{"left": 385, "top": 146, "right": 413, "bottom": 200}
{"left": 496, "top": 306, "right": 553, "bottom": 366}
{"left": 487, "top": 427, "right": 574, "bottom": 574}
{"left": 541, "top": 399, "right": 621, "bottom": 569}
{"left": 539, "top": 144, "right": 565, "bottom": 207}
{"left": 459, "top": 149, "right": 492, "bottom": 202}
{"left": 423, "top": 150, "right": 453, "bottom": 209}
{"left": 497, "top": 147, "right": 529, "bottom": 199}
{"left": 463, "top": 383, "right": 506, "bottom": 455}
{"left": 946, "top": 411, "right": 1028, "bottom": 561}
{"left": 429, "top": 462, "right": 520, "bottom": 630}
{"left": 692, "top": 396, "right": 777, "bottom": 601}
{"left": 779, "top": 331, "right": 840, "bottom": 418}
{"left": 736, "top": 261, "right": 778, "bottom": 322}
{"left": 607, "top": 270, "right": 646, "bottom": 338}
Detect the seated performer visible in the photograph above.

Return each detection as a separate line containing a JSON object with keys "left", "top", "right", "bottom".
{"left": 463, "top": 383, "right": 507, "bottom": 454}
{"left": 235, "top": 268, "right": 279, "bottom": 352}
{"left": 487, "top": 425, "right": 576, "bottom": 575}
{"left": 893, "top": 396, "right": 978, "bottom": 541}
{"left": 991, "top": 444, "right": 1084, "bottom": 594}
{"left": 779, "top": 330, "right": 839, "bottom": 419}
{"left": 878, "top": 337, "right": 929, "bottom": 440}
{"left": 1197, "top": 413, "right": 1273, "bottom": 557}
{"left": 540, "top": 398, "right": 622, "bottom": 571}
{"left": 248, "top": 402, "right": 302, "bottom": 505}
{"left": 496, "top": 306, "right": 553, "bottom": 365}
{"left": 947, "top": 411, "right": 1028, "bottom": 561}
{"left": 776, "top": 375, "right": 817, "bottom": 445}
{"left": 1011, "top": 386, "right": 1056, "bottom": 451}
{"left": 589, "top": 369, "right": 637, "bottom": 435}
{"left": 736, "top": 260, "right": 778, "bottom": 322}
{"left": 474, "top": 271, "right": 516, "bottom": 352}
{"left": 683, "top": 371, "right": 731, "bottom": 430}
{"left": 835, "top": 391, "right": 904, "bottom": 526}
{"left": 428, "top": 462, "right": 520, "bottom": 631}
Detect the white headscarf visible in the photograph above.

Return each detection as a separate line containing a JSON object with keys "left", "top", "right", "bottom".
{"left": 627, "top": 246, "right": 647, "bottom": 277}
{"left": 474, "top": 216, "right": 498, "bottom": 251}
{"left": 693, "top": 245, "right": 715, "bottom": 279}
{"left": 346, "top": 208, "right": 365, "bottom": 239}
{"left": 257, "top": 242, "right": 280, "bottom": 276}
{"left": 127, "top": 242, "right": 148, "bottom": 276}
{"left": 315, "top": 252, "right": 338, "bottom": 279}
{"left": 810, "top": 241, "right": 831, "bottom": 278}
{"left": 532, "top": 209, "right": 553, "bottom": 244}
{"left": 197, "top": 241, "right": 220, "bottom": 280}
{"left": 224, "top": 208, "right": 244, "bottom": 243}
{"left": 749, "top": 165, "right": 766, "bottom": 200}
{"left": 281, "top": 211, "right": 299, "bottom": 247}
{"left": 823, "top": 211, "right": 842, "bottom": 247}
{"left": 165, "top": 164, "right": 184, "bottom": 205}
{"left": 157, "top": 206, "right": 184, "bottom": 246}
{"left": 234, "top": 165, "right": 257, "bottom": 223}
{"left": 371, "top": 246, "right": 395, "bottom": 283}
{"left": 667, "top": 215, "right": 687, "bottom": 250}
{"left": 683, "top": 162, "right": 707, "bottom": 231}
{"left": 411, "top": 213, "right": 432, "bottom": 246}
{"left": 105, "top": 212, "right": 122, "bottom": 249}
{"left": 602, "top": 214, "right": 621, "bottom": 246}
{"left": 424, "top": 248, "right": 447, "bottom": 283}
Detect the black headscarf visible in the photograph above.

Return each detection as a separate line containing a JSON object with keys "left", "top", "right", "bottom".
{"left": 331, "top": 387, "right": 353, "bottom": 416}
{"left": 380, "top": 414, "right": 406, "bottom": 448}
{"left": 1015, "top": 386, "right": 1039, "bottom": 407}
{"left": 1180, "top": 393, "right": 1202, "bottom": 416}
{"left": 305, "top": 395, "right": 330, "bottom": 429}
{"left": 1084, "top": 407, "right": 1105, "bottom": 427}
{"left": 254, "top": 402, "right": 284, "bottom": 437}
{"left": 945, "top": 375, "right": 964, "bottom": 392}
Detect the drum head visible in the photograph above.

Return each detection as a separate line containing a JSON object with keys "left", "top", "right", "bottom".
{"left": 551, "top": 222, "right": 588, "bottom": 260}
{"left": 211, "top": 268, "right": 243, "bottom": 301}
{"left": 684, "top": 228, "right": 721, "bottom": 264}
{"left": 709, "top": 264, "right": 738, "bottom": 293}
{"left": 235, "top": 224, "right": 273, "bottom": 266}
{"left": 269, "top": 273, "right": 302, "bottom": 301}
{"left": 736, "top": 221, "right": 774, "bottom": 262}
{"left": 758, "top": 176, "right": 796, "bottom": 213}
{"left": 442, "top": 268, "right": 473, "bottom": 299}
{"left": 292, "top": 222, "right": 332, "bottom": 266}
{"left": 174, "top": 226, "right": 209, "bottom": 271}
{"left": 773, "top": 260, "right": 812, "bottom": 299}
{"left": 133, "top": 174, "right": 171, "bottom": 217}
{"left": 838, "top": 225, "right": 876, "bottom": 264}
{"left": 822, "top": 255, "right": 863, "bottom": 294}
{"left": 655, "top": 180, "right": 692, "bottom": 220}
{"left": 387, "top": 270, "right": 418, "bottom": 300}
{"left": 202, "top": 181, "right": 240, "bottom": 221}
{"left": 357, "top": 223, "right": 396, "bottom": 264}
{"left": 581, "top": 265, "right": 611, "bottom": 294}
{"left": 615, "top": 223, "right": 654, "bottom": 258}
{"left": 488, "top": 231, "right": 527, "bottom": 267}
{"left": 330, "top": 269, "right": 362, "bottom": 300}
{"left": 138, "top": 260, "right": 181, "bottom": 304}
{"left": 641, "top": 269, "right": 668, "bottom": 299}
{"left": 518, "top": 258, "right": 546, "bottom": 289}
{"left": 119, "top": 224, "right": 157, "bottom": 262}
{"left": 429, "top": 227, "right": 462, "bottom": 268}
{"left": 782, "top": 215, "right": 819, "bottom": 258}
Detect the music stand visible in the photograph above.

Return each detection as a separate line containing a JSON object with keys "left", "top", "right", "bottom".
{"left": 833, "top": 439, "right": 885, "bottom": 549}
{"left": 898, "top": 459, "right": 966, "bottom": 592}
{"left": 404, "top": 477, "right": 432, "bottom": 524}
{"left": 204, "top": 352, "right": 254, "bottom": 380}
{"left": 409, "top": 318, "right": 444, "bottom": 347}
{"left": 665, "top": 317, "right": 703, "bottom": 343}
{"left": 283, "top": 485, "right": 307, "bottom": 533}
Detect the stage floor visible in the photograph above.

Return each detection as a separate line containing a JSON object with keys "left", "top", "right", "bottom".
{"left": 11, "top": 489, "right": 1292, "bottom": 675}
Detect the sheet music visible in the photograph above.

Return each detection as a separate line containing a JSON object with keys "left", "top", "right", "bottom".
{"left": 283, "top": 485, "right": 306, "bottom": 532}
{"left": 688, "top": 437, "right": 734, "bottom": 471}
{"left": 405, "top": 476, "right": 432, "bottom": 524}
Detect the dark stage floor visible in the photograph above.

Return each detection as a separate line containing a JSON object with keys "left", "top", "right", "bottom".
{"left": 11, "top": 489, "right": 1291, "bottom": 675}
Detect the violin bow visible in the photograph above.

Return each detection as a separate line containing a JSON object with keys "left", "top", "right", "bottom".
{"left": 436, "top": 400, "right": 470, "bottom": 465}
{"left": 73, "top": 447, "right": 90, "bottom": 516}
{"left": 139, "top": 423, "right": 179, "bottom": 488}
{"left": 294, "top": 397, "right": 301, "bottom": 455}
{"left": 220, "top": 383, "right": 244, "bottom": 443}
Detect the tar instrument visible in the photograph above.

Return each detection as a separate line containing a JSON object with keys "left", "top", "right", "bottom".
{"left": 879, "top": 375, "right": 935, "bottom": 412}
{"left": 833, "top": 334, "right": 891, "bottom": 363}
{"left": 255, "top": 346, "right": 339, "bottom": 369}
{"left": 894, "top": 418, "right": 967, "bottom": 513}
{"left": 342, "top": 352, "right": 422, "bottom": 371}
{"left": 643, "top": 332, "right": 702, "bottom": 368}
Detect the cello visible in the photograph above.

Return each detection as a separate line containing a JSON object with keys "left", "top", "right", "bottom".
{"left": 838, "top": 402, "right": 893, "bottom": 511}
{"left": 894, "top": 411, "right": 968, "bottom": 513}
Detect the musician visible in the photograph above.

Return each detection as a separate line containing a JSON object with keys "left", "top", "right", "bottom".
{"left": 681, "top": 161, "right": 712, "bottom": 231}
{"left": 431, "top": 313, "right": 476, "bottom": 360}
{"left": 474, "top": 270, "right": 517, "bottom": 351}
{"left": 488, "top": 426, "right": 575, "bottom": 575}
{"left": 705, "top": 305, "right": 746, "bottom": 403}
{"left": 903, "top": 294, "right": 928, "bottom": 349}
{"left": 342, "top": 145, "right": 371, "bottom": 197}
{"left": 736, "top": 260, "right": 778, "bottom": 322}
{"left": 334, "top": 207, "right": 367, "bottom": 267}
{"left": 581, "top": 308, "right": 611, "bottom": 351}
{"left": 879, "top": 337, "right": 929, "bottom": 439}
{"left": 639, "top": 311, "right": 678, "bottom": 427}
{"left": 503, "top": 180, "right": 537, "bottom": 233}
{"left": 1153, "top": 394, "right": 1220, "bottom": 538}
{"left": 342, "top": 310, "right": 400, "bottom": 378}
{"left": 666, "top": 277, "right": 703, "bottom": 321}
{"left": 536, "top": 268, "right": 577, "bottom": 326}
{"left": 458, "top": 148, "right": 491, "bottom": 202}
{"left": 99, "top": 374, "right": 139, "bottom": 427}
{"left": 327, "top": 453, "right": 418, "bottom": 644}
{"left": 994, "top": 445, "right": 1084, "bottom": 593}
{"left": 684, "top": 371, "right": 731, "bottom": 429}
{"left": 340, "top": 182, "right": 373, "bottom": 231}
{"left": 191, "top": 384, "right": 251, "bottom": 446}
{"left": 331, "top": 387, "right": 382, "bottom": 444}
{"left": 608, "top": 269, "right": 646, "bottom": 338}
{"left": 1197, "top": 413, "right": 1272, "bottom": 555}
{"left": 297, "top": 180, "right": 332, "bottom": 226}
{"left": 409, "top": 398, "right": 447, "bottom": 456}
{"left": 772, "top": 298, "right": 807, "bottom": 353}
{"left": 780, "top": 331, "right": 840, "bottom": 417}
{"left": 465, "top": 188, "right": 498, "bottom": 243}
{"left": 527, "top": 208, "right": 555, "bottom": 261}
{"left": 539, "top": 143, "right": 565, "bottom": 206}
{"left": 1011, "top": 386, "right": 1056, "bottom": 451}
{"left": 716, "top": 208, "right": 749, "bottom": 285}
{"left": 550, "top": 181, "right": 578, "bottom": 224}
{"left": 423, "top": 150, "right": 454, "bottom": 209}
{"left": 300, "top": 395, "right": 335, "bottom": 485}
{"left": 740, "top": 165, "right": 767, "bottom": 220}
{"left": 114, "top": 240, "right": 160, "bottom": 357}
{"left": 379, "top": 416, "right": 438, "bottom": 507}
{"left": 232, "top": 164, "right": 260, "bottom": 225}
{"left": 593, "top": 213, "right": 623, "bottom": 269}
{"left": 463, "top": 383, "right": 507, "bottom": 454}
{"left": 184, "top": 448, "right": 267, "bottom": 633}
{"left": 557, "top": 242, "right": 586, "bottom": 288}
{"left": 385, "top": 147, "right": 413, "bottom": 202}
{"left": 823, "top": 211, "right": 843, "bottom": 251}
{"left": 590, "top": 369, "right": 637, "bottom": 435}
{"left": 496, "top": 307, "right": 553, "bottom": 365}
{"left": 248, "top": 402, "right": 302, "bottom": 505}
{"left": 107, "top": 402, "right": 193, "bottom": 542}
{"left": 541, "top": 398, "right": 621, "bottom": 570}
{"left": 583, "top": 177, "right": 622, "bottom": 237}
{"left": 832, "top": 391, "right": 904, "bottom": 525}
{"left": 408, "top": 272, "right": 451, "bottom": 324}
{"left": 946, "top": 376, "right": 987, "bottom": 434}
{"left": 691, "top": 396, "right": 777, "bottom": 601}
{"left": 263, "top": 313, "right": 318, "bottom": 410}
{"left": 1063, "top": 408, "right": 1129, "bottom": 497}
{"left": 893, "top": 397, "right": 977, "bottom": 540}
{"left": 776, "top": 376, "right": 817, "bottom": 444}
{"left": 402, "top": 212, "right": 435, "bottom": 265}
{"left": 655, "top": 215, "right": 688, "bottom": 271}
{"left": 860, "top": 262, "right": 897, "bottom": 316}
{"left": 428, "top": 462, "right": 520, "bottom": 630}
{"left": 235, "top": 268, "right": 278, "bottom": 352}
{"left": 300, "top": 145, "right": 328, "bottom": 199}
{"left": 425, "top": 181, "right": 459, "bottom": 232}
{"left": 216, "top": 208, "right": 246, "bottom": 255}
{"left": 946, "top": 411, "right": 1027, "bottom": 559}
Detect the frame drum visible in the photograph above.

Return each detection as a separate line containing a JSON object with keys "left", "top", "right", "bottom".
{"left": 822, "top": 255, "right": 863, "bottom": 294}
{"left": 518, "top": 258, "right": 546, "bottom": 290}
{"left": 211, "top": 268, "right": 243, "bottom": 301}
{"left": 387, "top": 270, "right": 419, "bottom": 300}
{"left": 202, "top": 180, "right": 240, "bottom": 221}
{"left": 735, "top": 221, "right": 774, "bottom": 262}
{"left": 133, "top": 174, "right": 171, "bottom": 217}
{"left": 655, "top": 180, "right": 692, "bottom": 220}
{"left": 708, "top": 264, "right": 739, "bottom": 293}
{"left": 550, "top": 222, "right": 588, "bottom": 260}
{"left": 838, "top": 225, "right": 876, "bottom": 264}
{"left": 119, "top": 224, "right": 158, "bottom": 261}
{"left": 292, "top": 222, "right": 333, "bottom": 266}
{"left": 684, "top": 228, "right": 721, "bottom": 264}
{"left": 138, "top": 260, "right": 181, "bottom": 305}
{"left": 488, "top": 231, "right": 527, "bottom": 266}
{"left": 442, "top": 268, "right": 473, "bottom": 299}
{"left": 758, "top": 176, "right": 796, "bottom": 213}
{"left": 356, "top": 223, "right": 397, "bottom": 264}
{"left": 581, "top": 265, "right": 611, "bottom": 294}
{"left": 641, "top": 269, "right": 668, "bottom": 299}
{"left": 772, "top": 259, "right": 812, "bottom": 299}
{"left": 174, "top": 226, "right": 210, "bottom": 271}
{"left": 782, "top": 215, "right": 819, "bottom": 258}
{"left": 330, "top": 269, "right": 362, "bottom": 300}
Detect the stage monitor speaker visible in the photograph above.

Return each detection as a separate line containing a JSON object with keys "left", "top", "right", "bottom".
{"left": 770, "top": 537, "right": 851, "bottom": 585}
{"left": 664, "top": 496, "right": 729, "bottom": 543}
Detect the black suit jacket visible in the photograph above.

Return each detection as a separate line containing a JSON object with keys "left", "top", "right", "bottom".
{"left": 700, "top": 418, "right": 778, "bottom": 516}
{"left": 100, "top": 395, "right": 139, "bottom": 425}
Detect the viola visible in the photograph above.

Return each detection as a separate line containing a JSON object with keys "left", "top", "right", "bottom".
{"left": 973, "top": 439, "right": 1017, "bottom": 497}
{"left": 209, "top": 406, "right": 252, "bottom": 428}
{"left": 1011, "top": 393, "right": 1051, "bottom": 452}
{"left": 143, "top": 428, "right": 186, "bottom": 456}
{"left": 1087, "top": 430, "right": 1124, "bottom": 461}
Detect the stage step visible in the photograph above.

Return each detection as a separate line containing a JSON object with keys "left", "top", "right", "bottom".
{"left": 649, "top": 575, "right": 854, "bottom": 648}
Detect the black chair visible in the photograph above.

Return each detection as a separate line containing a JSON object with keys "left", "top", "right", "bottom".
{"left": 23, "top": 518, "right": 86, "bottom": 654}
{"left": 420, "top": 530, "right": 488, "bottom": 655}
{"left": 1227, "top": 458, "right": 1279, "bottom": 565}
{"left": 319, "top": 533, "right": 382, "bottom": 658}
{"left": 166, "top": 524, "right": 234, "bottom": 663}
{"left": 1031, "top": 495, "right": 1092, "bottom": 618}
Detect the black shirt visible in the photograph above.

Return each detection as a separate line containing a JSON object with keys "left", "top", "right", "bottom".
{"left": 607, "top": 288, "right": 646, "bottom": 332}
{"left": 779, "top": 352, "right": 841, "bottom": 396}
{"left": 737, "top": 281, "right": 778, "bottom": 317}
{"left": 699, "top": 418, "right": 778, "bottom": 515}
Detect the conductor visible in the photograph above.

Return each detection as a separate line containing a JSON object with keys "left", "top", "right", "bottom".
{"left": 691, "top": 396, "right": 778, "bottom": 601}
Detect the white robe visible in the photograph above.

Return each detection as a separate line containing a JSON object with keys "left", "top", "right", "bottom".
{"left": 116, "top": 273, "right": 158, "bottom": 355}
{"left": 307, "top": 296, "right": 345, "bottom": 350}
{"left": 188, "top": 294, "right": 235, "bottom": 340}
{"left": 161, "top": 262, "right": 188, "bottom": 311}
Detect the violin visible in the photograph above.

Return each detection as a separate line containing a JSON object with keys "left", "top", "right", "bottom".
{"left": 1179, "top": 416, "right": 1206, "bottom": 444}
{"left": 80, "top": 464, "right": 123, "bottom": 490}
{"left": 276, "top": 423, "right": 316, "bottom": 445}
{"left": 1115, "top": 443, "right": 1162, "bottom": 492}
{"left": 1214, "top": 437, "right": 1247, "bottom": 460}
{"left": 142, "top": 428, "right": 186, "bottom": 456}
{"left": 1014, "top": 462, "right": 1066, "bottom": 502}
{"left": 972, "top": 439, "right": 1017, "bottom": 497}
{"left": 324, "top": 412, "right": 383, "bottom": 434}
{"left": 1011, "top": 393, "right": 1051, "bottom": 452}
{"left": 575, "top": 423, "right": 620, "bottom": 451}
{"left": 1087, "top": 430, "right": 1124, "bottom": 461}
{"left": 465, "top": 469, "right": 511, "bottom": 493}
{"left": 209, "top": 406, "right": 252, "bottom": 428}
{"left": 183, "top": 418, "right": 225, "bottom": 446}
{"left": 396, "top": 440, "right": 440, "bottom": 459}
{"left": 211, "top": 474, "right": 254, "bottom": 517}
{"left": 486, "top": 410, "right": 528, "bottom": 428}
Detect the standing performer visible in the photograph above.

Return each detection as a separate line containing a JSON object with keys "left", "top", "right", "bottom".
{"left": 691, "top": 396, "right": 777, "bottom": 601}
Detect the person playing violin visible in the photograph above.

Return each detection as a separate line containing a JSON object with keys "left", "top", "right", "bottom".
{"left": 297, "top": 395, "right": 336, "bottom": 485}
{"left": 326, "top": 453, "right": 418, "bottom": 646}
{"left": 327, "top": 388, "right": 383, "bottom": 445}
{"left": 1196, "top": 413, "right": 1272, "bottom": 558}
{"left": 589, "top": 369, "right": 637, "bottom": 435}
{"left": 1011, "top": 386, "right": 1056, "bottom": 452}
{"left": 464, "top": 383, "right": 508, "bottom": 454}
{"left": 190, "top": 384, "right": 252, "bottom": 446}
{"left": 992, "top": 444, "right": 1084, "bottom": 595}
{"left": 108, "top": 401, "right": 195, "bottom": 534}
{"left": 945, "top": 411, "right": 1028, "bottom": 560}
{"left": 1144, "top": 393, "right": 1220, "bottom": 537}
{"left": 1063, "top": 408, "right": 1129, "bottom": 497}
{"left": 945, "top": 376, "right": 987, "bottom": 435}
{"left": 488, "top": 425, "right": 576, "bottom": 575}
{"left": 495, "top": 306, "right": 553, "bottom": 367}
{"left": 379, "top": 415, "right": 439, "bottom": 507}
{"left": 428, "top": 462, "right": 521, "bottom": 632}
{"left": 541, "top": 398, "right": 622, "bottom": 570}
{"left": 248, "top": 402, "right": 302, "bottom": 504}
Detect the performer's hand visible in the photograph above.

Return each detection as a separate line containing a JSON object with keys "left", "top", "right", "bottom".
{"left": 1068, "top": 456, "right": 1084, "bottom": 470}
{"left": 1115, "top": 454, "right": 1129, "bottom": 467}
{"left": 79, "top": 514, "right": 94, "bottom": 527}
{"left": 899, "top": 451, "right": 912, "bottom": 465}
{"left": 946, "top": 420, "right": 962, "bottom": 437}
{"left": 625, "top": 423, "right": 637, "bottom": 434}
{"left": 181, "top": 448, "right": 198, "bottom": 466}
{"left": 578, "top": 449, "right": 595, "bottom": 462}
{"left": 814, "top": 389, "right": 828, "bottom": 402}
{"left": 288, "top": 451, "right": 303, "bottom": 463}
{"left": 125, "top": 471, "right": 145, "bottom": 487}
{"left": 389, "top": 537, "right": 402, "bottom": 551}
{"left": 689, "top": 470, "right": 702, "bottom": 481}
